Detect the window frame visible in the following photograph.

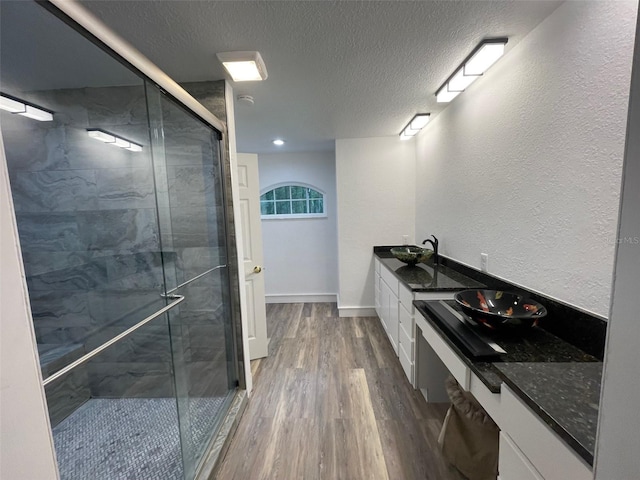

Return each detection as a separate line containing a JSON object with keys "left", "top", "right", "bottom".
{"left": 259, "top": 183, "right": 327, "bottom": 220}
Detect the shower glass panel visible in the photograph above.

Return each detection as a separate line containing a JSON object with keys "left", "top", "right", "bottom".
{"left": 145, "top": 83, "right": 237, "bottom": 479}
{"left": 0, "top": 2, "right": 238, "bottom": 479}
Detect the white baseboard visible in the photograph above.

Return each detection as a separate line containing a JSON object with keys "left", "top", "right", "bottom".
{"left": 265, "top": 293, "right": 337, "bottom": 304}
{"left": 337, "top": 306, "right": 377, "bottom": 318}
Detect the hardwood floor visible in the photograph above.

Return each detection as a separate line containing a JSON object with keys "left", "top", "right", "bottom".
{"left": 216, "top": 303, "right": 464, "bottom": 480}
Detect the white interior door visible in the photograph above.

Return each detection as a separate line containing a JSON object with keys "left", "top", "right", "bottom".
{"left": 237, "top": 153, "right": 268, "bottom": 359}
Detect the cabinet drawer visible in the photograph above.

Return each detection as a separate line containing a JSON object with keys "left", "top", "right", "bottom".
{"left": 469, "top": 372, "right": 501, "bottom": 425}
{"left": 399, "top": 283, "right": 414, "bottom": 313}
{"left": 380, "top": 265, "right": 399, "bottom": 296}
{"left": 398, "top": 316, "right": 414, "bottom": 359}
{"left": 416, "top": 313, "right": 470, "bottom": 390}
{"left": 399, "top": 342, "right": 413, "bottom": 384}
{"left": 499, "top": 432, "right": 543, "bottom": 480}
{"left": 501, "top": 385, "right": 592, "bottom": 480}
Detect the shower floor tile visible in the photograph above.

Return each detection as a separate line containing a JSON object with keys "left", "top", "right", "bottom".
{"left": 53, "top": 397, "right": 226, "bottom": 480}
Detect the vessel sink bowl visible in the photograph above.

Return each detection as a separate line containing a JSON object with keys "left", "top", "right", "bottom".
{"left": 454, "top": 289, "right": 547, "bottom": 329}
{"left": 390, "top": 246, "right": 434, "bottom": 266}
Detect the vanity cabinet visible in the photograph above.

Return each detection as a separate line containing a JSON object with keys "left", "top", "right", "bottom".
{"left": 374, "top": 257, "right": 456, "bottom": 385}
{"left": 499, "top": 385, "right": 591, "bottom": 480}
{"left": 375, "top": 258, "right": 399, "bottom": 354}
{"left": 414, "top": 308, "right": 593, "bottom": 480}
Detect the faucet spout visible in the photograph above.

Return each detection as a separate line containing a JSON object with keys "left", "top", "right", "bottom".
{"left": 422, "top": 235, "right": 439, "bottom": 266}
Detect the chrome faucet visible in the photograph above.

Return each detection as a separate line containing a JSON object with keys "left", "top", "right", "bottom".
{"left": 422, "top": 235, "right": 439, "bottom": 266}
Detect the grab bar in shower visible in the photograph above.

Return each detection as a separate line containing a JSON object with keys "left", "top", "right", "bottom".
{"left": 161, "top": 264, "right": 227, "bottom": 297}
{"left": 42, "top": 294, "right": 185, "bottom": 387}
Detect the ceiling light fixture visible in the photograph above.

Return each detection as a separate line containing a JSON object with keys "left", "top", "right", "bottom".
{"left": 0, "top": 92, "right": 53, "bottom": 121}
{"left": 399, "top": 114, "right": 430, "bottom": 140}
{"left": 272, "top": 139, "right": 285, "bottom": 146}
{"left": 87, "top": 128, "right": 143, "bottom": 152}
{"left": 217, "top": 51, "right": 268, "bottom": 82}
{"left": 435, "top": 38, "right": 508, "bottom": 103}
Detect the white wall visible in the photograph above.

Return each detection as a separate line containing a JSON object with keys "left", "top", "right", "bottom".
{"left": 336, "top": 136, "right": 416, "bottom": 316}
{"left": 414, "top": 0, "right": 637, "bottom": 317}
{"left": 258, "top": 151, "right": 338, "bottom": 302}
{"left": 595, "top": 12, "right": 640, "bottom": 477}
{"left": 0, "top": 132, "right": 59, "bottom": 479}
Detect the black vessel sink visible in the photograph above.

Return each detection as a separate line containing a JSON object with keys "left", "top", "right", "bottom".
{"left": 454, "top": 289, "right": 547, "bottom": 329}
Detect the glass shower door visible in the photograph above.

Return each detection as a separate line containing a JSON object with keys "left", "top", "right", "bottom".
{"left": 0, "top": 3, "right": 185, "bottom": 476}
{"left": 146, "top": 83, "right": 238, "bottom": 479}
{"left": 1, "top": 2, "right": 238, "bottom": 479}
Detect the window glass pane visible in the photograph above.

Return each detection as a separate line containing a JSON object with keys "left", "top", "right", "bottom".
{"left": 274, "top": 186, "right": 290, "bottom": 200}
{"left": 291, "top": 200, "right": 307, "bottom": 214}
{"left": 290, "top": 186, "right": 306, "bottom": 199}
{"left": 261, "top": 201, "right": 274, "bottom": 215}
{"left": 275, "top": 201, "right": 291, "bottom": 214}
{"left": 310, "top": 199, "right": 324, "bottom": 214}
{"left": 261, "top": 185, "right": 324, "bottom": 217}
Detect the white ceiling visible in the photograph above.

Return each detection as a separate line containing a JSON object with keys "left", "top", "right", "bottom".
{"left": 76, "top": 0, "right": 562, "bottom": 153}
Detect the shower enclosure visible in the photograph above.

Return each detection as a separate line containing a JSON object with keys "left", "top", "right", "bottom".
{"left": 0, "top": 2, "right": 243, "bottom": 479}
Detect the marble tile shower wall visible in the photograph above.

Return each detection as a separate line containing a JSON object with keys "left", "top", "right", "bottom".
{"left": 4, "top": 82, "right": 230, "bottom": 420}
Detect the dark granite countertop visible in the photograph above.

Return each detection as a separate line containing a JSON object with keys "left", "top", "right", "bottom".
{"left": 374, "top": 247, "right": 485, "bottom": 291}
{"left": 413, "top": 299, "right": 601, "bottom": 466}
{"left": 495, "top": 362, "right": 601, "bottom": 465}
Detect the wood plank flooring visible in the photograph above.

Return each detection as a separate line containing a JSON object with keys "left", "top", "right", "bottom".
{"left": 216, "top": 303, "right": 464, "bottom": 480}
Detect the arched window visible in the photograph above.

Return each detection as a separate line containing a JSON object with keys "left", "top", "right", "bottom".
{"left": 260, "top": 184, "right": 325, "bottom": 218}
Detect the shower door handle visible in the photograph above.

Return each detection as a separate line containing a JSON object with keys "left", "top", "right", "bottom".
{"left": 42, "top": 294, "right": 185, "bottom": 387}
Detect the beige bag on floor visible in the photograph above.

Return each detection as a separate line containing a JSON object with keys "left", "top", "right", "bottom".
{"left": 438, "top": 376, "right": 499, "bottom": 480}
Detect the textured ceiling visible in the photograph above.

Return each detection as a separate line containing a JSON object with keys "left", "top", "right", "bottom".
{"left": 77, "top": 1, "right": 561, "bottom": 152}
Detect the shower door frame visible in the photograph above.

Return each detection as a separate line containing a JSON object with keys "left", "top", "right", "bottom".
{"left": 36, "top": 0, "right": 248, "bottom": 393}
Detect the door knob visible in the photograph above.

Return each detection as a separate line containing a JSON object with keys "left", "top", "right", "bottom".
{"left": 253, "top": 265, "right": 263, "bottom": 273}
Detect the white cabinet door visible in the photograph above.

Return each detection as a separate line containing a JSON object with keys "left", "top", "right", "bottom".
{"left": 499, "top": 433, "right": 544, "bottom": 480}
{"left": 379, "top": 277, "right": 390, "bottom": 334}
{"left": 376, "top": 262, "right": 400, "bottom": 356}
{"left": 374, "top": 273, "right": 382, "bottom": 319}
{"left": 387, "top": 287, "right": 399, "bottom": 355}
{"left": 398, "top": 302, "right": 414, "bottom": 383}
{"left": 379, "top": 278, "right": 398, "bottom": 354}
{"left": 501, "top": 385, "right": 592, "bottom": 480}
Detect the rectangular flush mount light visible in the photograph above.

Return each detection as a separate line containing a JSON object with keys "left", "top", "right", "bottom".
{"left": 400, "top": 113, "right": 430, "bottom": 140}
{"left": 0, "top": 93, "right": 53, "bottom": 121}
{"left": 216, "top": 51, "right": 268, "bottom": 82}
{"left": 87, "top": 128, "right": 142, "bottom": 152}
{"left": 436, "top": 38, "right": 508, "bottom": 103}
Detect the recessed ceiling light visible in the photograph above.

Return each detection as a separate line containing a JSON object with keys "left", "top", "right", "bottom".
{"left": 273, "top": 139, "right": 285, "bottom": 146}
{"left": 216, "top": 51, "right": 268, "bottom": 82}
